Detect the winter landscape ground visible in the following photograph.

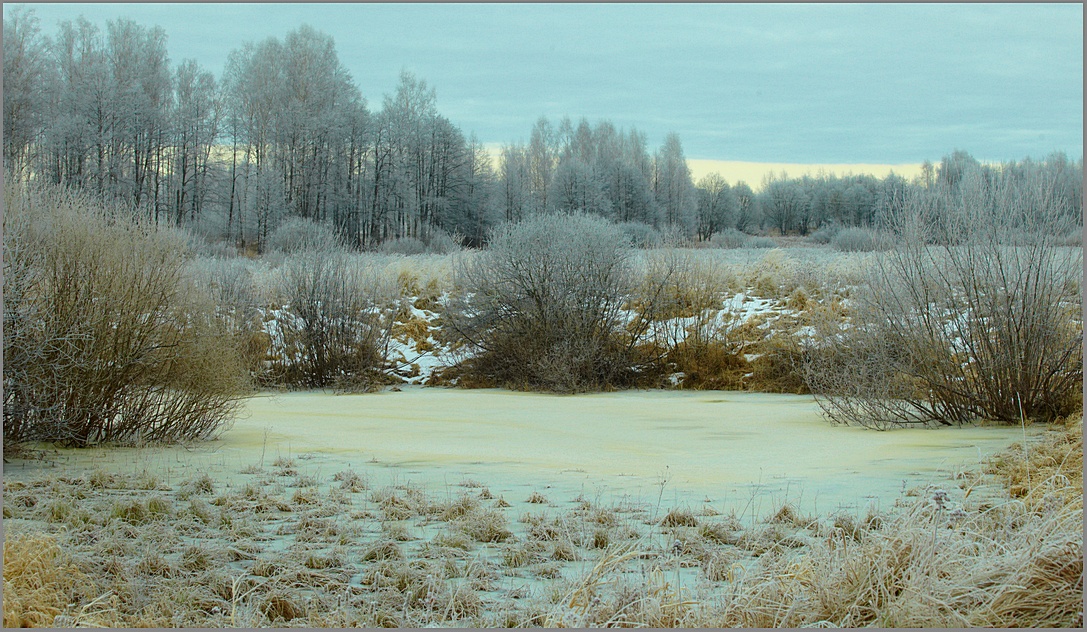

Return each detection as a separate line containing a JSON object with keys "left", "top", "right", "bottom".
{"left": 4, "top": 234, "right": 1083, "bottom": 627}
{"left": 4, "top": 4, "right": 1083, "bottom": 627}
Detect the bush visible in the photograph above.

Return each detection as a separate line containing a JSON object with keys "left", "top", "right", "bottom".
{"left": 709, "top": 228, "right": 750, "bottom": 249}
{"left": 1056, "top": 227, "right": 1082, "bottom": 247}
{"left": 185, "top": 256, "right": 267, "bottom": 379}
{"left": 830, "top": 227, "right": 883, "bottom": 252}
{"left": 266, "top": 216, "right": 344, "bottom": 254}
{"left": 633, "top": 250, "right": 749, "bottom": 389}
{"left": 748, "top": 236, "right": 777, "bottom": 249}
{"left": 379, "top": 236, "right": 428, "bottom": 256}
{"left": 617, "top": 221, "right": 662, "bottom": 248}
{"left": 3, "top": 181, "right": 249, "bottom": 449}
{"left": 272, "top": 245, "right": 398, "bottom": 389}
{"left": 422, "top": 229, "right": 462, "bottom": 254}
{"left": 806, "top": 171, "right": 1082, "bottom": 427}
{"left": 807, "top": 225, "right": 839, "bottom": 244}
{"left": 447, "top": 214, "right": 658, "bottom": 392}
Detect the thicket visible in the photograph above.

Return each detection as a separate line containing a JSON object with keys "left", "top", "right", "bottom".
{"left": 830, "top": 226, "right": 884, "bottom": 252}
{"left": 2, "top": 181, "right": 249, "bottom": 450}
{"left": 638, "top": 250, "right": 753, "bottom": 390}
{"left": 805, "top": 166, "right": 1083, "bottom": 427}
{"left": 447, "top": 215, "right": 668, "bottom": 392}
{"left": 270, "top": 244, "right": 399, "bottom": 389}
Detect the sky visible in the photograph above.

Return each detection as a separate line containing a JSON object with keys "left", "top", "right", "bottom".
{"left": 8, "top": 2, "right": 1083, "bottom": 184}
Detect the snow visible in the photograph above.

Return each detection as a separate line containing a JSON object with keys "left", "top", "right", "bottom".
{"left": 252, "top": 286, "right": 820, "bottom": 386}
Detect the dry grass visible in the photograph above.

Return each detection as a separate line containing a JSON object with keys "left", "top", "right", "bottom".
{"left": 2, "top": 415, "right": 1081, "bottom": 628}
{"left": 985, "top": 413, "right": 1083, "bottom": 509}
{"left": 2, "top": 535, "right": 94, "bottom": 627}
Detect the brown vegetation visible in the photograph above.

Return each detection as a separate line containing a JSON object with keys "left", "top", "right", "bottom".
{"left": 805, "top": 172, "right": 1082, "bottom": 427}
{"left": 3, "top": 417, "right": 1081, "bottom": 627}
{"left": 447, "top": 214, "right": 668, "bottom": 392}
{"left": 3, "top": 180, "right": 249, "bottom": 451}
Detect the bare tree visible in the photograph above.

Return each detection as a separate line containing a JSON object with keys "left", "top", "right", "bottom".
{"left": 761, "top": 175, "right": 809, "bottom": 235}
{"left": 653, "top": 132, "right": 697, "bottom": 236}
{"left": 499, "top": 142, "right": 530, "bottom": 223}
{"left": 548, "top": 157, "right": 612, "bottom": 216}
{"left": 171, "top": 59, "right": 222, "bottom": 226}
{"left": 3, "top": 7, "right": 51, "bottom": 179}
{"left": 527, "top": 116, "right": 557, "bottom": 215}
{"left": 695, "top": 172, "right": 738, "bottom": 240}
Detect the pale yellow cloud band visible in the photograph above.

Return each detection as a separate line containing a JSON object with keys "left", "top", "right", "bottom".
{"left": 481, "top": 145, "right": 924, "bottom": 193}
{"left": 687, "top": 159, "right": 927, "bottom": 191}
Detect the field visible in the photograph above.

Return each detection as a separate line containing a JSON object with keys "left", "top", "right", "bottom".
{"left": 4, "top": 245, "right": 1083, "bottom": 628}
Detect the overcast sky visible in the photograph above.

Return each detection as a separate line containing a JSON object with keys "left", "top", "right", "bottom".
{"left": 9, "top": 2, "right": 1083, "bottom": 165}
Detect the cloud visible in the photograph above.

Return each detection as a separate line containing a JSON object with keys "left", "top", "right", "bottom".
{"left": 9, "top": 2, "right": 1081, "bottom": 163}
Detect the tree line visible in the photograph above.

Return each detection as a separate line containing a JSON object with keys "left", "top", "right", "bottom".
{"left": 4, "top": 9, "right": 1082, "bottom": 251}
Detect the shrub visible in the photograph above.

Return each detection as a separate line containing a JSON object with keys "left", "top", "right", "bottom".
{"left": 266, "top": 216, "right": 344, "bottom": 254}
{"left": 709, "top": 228, "right": 749, "bottom": 249}
{"left": 3, "top": 181, "right": 249, "bottom": 449}
{"left": 273, "top": 246, "right": 398, "bottom": 389}
{"left": 807, "top": 225, "right": 839, "bottom": 244}
{"left": 616, "top": 221, "right": 662, "bottom": 248}
{"left": 186, "top": 256, "right": 267, "bottom": 377}
{"left": 1056, "top": 227, "right": 1082, "bottom": 247}
{"left": 748, "top": 236, "right": 777, "bottom": 249}
{"left": 806, "top": 171, "right": 1083, "bottom": 427}
{"left": 635, "top": 250, "right": 749, "bottom": 389}
{"left": 379, "top": 236, "right": 428, "bottom": 256}
{"left": 447, "top": 214, "right": 658, "bottom": 392}
{"left": 830, "top": 227, "right": 883, "bottom": 252}
{"left": 422, "top": 229, "right": 462, "bottom": 254}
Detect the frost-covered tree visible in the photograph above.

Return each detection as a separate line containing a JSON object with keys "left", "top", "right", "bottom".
{"left": 652, "top": 132, "right": 697, "bottom": 235}
{"left": 761, "top": 176, "right": 808, "bottom": 235}
{"left": 527, "top": 116, "right": 557, "bottom": 214}
{"left": 499, "top": 143, "right": 530, "bottom": 223}
{"left": 695, "top": 172, "right": 738, "bottom": 240}
{"left": 3, "top": 7, "right": 51, "bottom": 179}
{"left": 732, "top": 181, "right": 758, "bottom": 233}
{"left": 171, "top": 59, "right": 222, "bottom": 226}
{"left": 548, "top": 157, "right": 612, "bottom": 217}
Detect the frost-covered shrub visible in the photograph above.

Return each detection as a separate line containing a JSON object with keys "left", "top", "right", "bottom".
{"left": 448, "top": 214, "right": 661, "bottom": 392}
{"left": 186, "top": 256, "right": 268, "bottom": 378}
{"left": 3, "top": 182, "right": 249, "bottom": 450}
{"left": 709, "top": 228, "right": 750, "bottom": 249}
{"left": 831, "top": 227, "right": 882, "bottom": 252}
{"left": 808, "top": 172, "right": 1082, "bottom": 427}
{"left": 617, "top": 221, "right": 662, "bottom": 248}
{"left": 273, "top": 245, "right": 398, "bottom": 389}
{"left": 748, "top": 236, "right": 777, "bottom": 249}
{"left": 423, "top": 229, "right": 462, "bottom": 254}
{"left": 379, "top": 236, "right": 428, "bottom": 256}
{"left": 807, "top": 225, "right": 839, "bottom": 244}
{"left": 1056, "top": 228, "right": 1082, "bottom": 247}
{"left": 267, "top": 216, "right": 344, "bottom": 254}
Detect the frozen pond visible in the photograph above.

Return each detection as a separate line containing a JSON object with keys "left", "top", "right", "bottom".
{"left": 6, "top": 387, "right": 1034, "bottom": 518}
